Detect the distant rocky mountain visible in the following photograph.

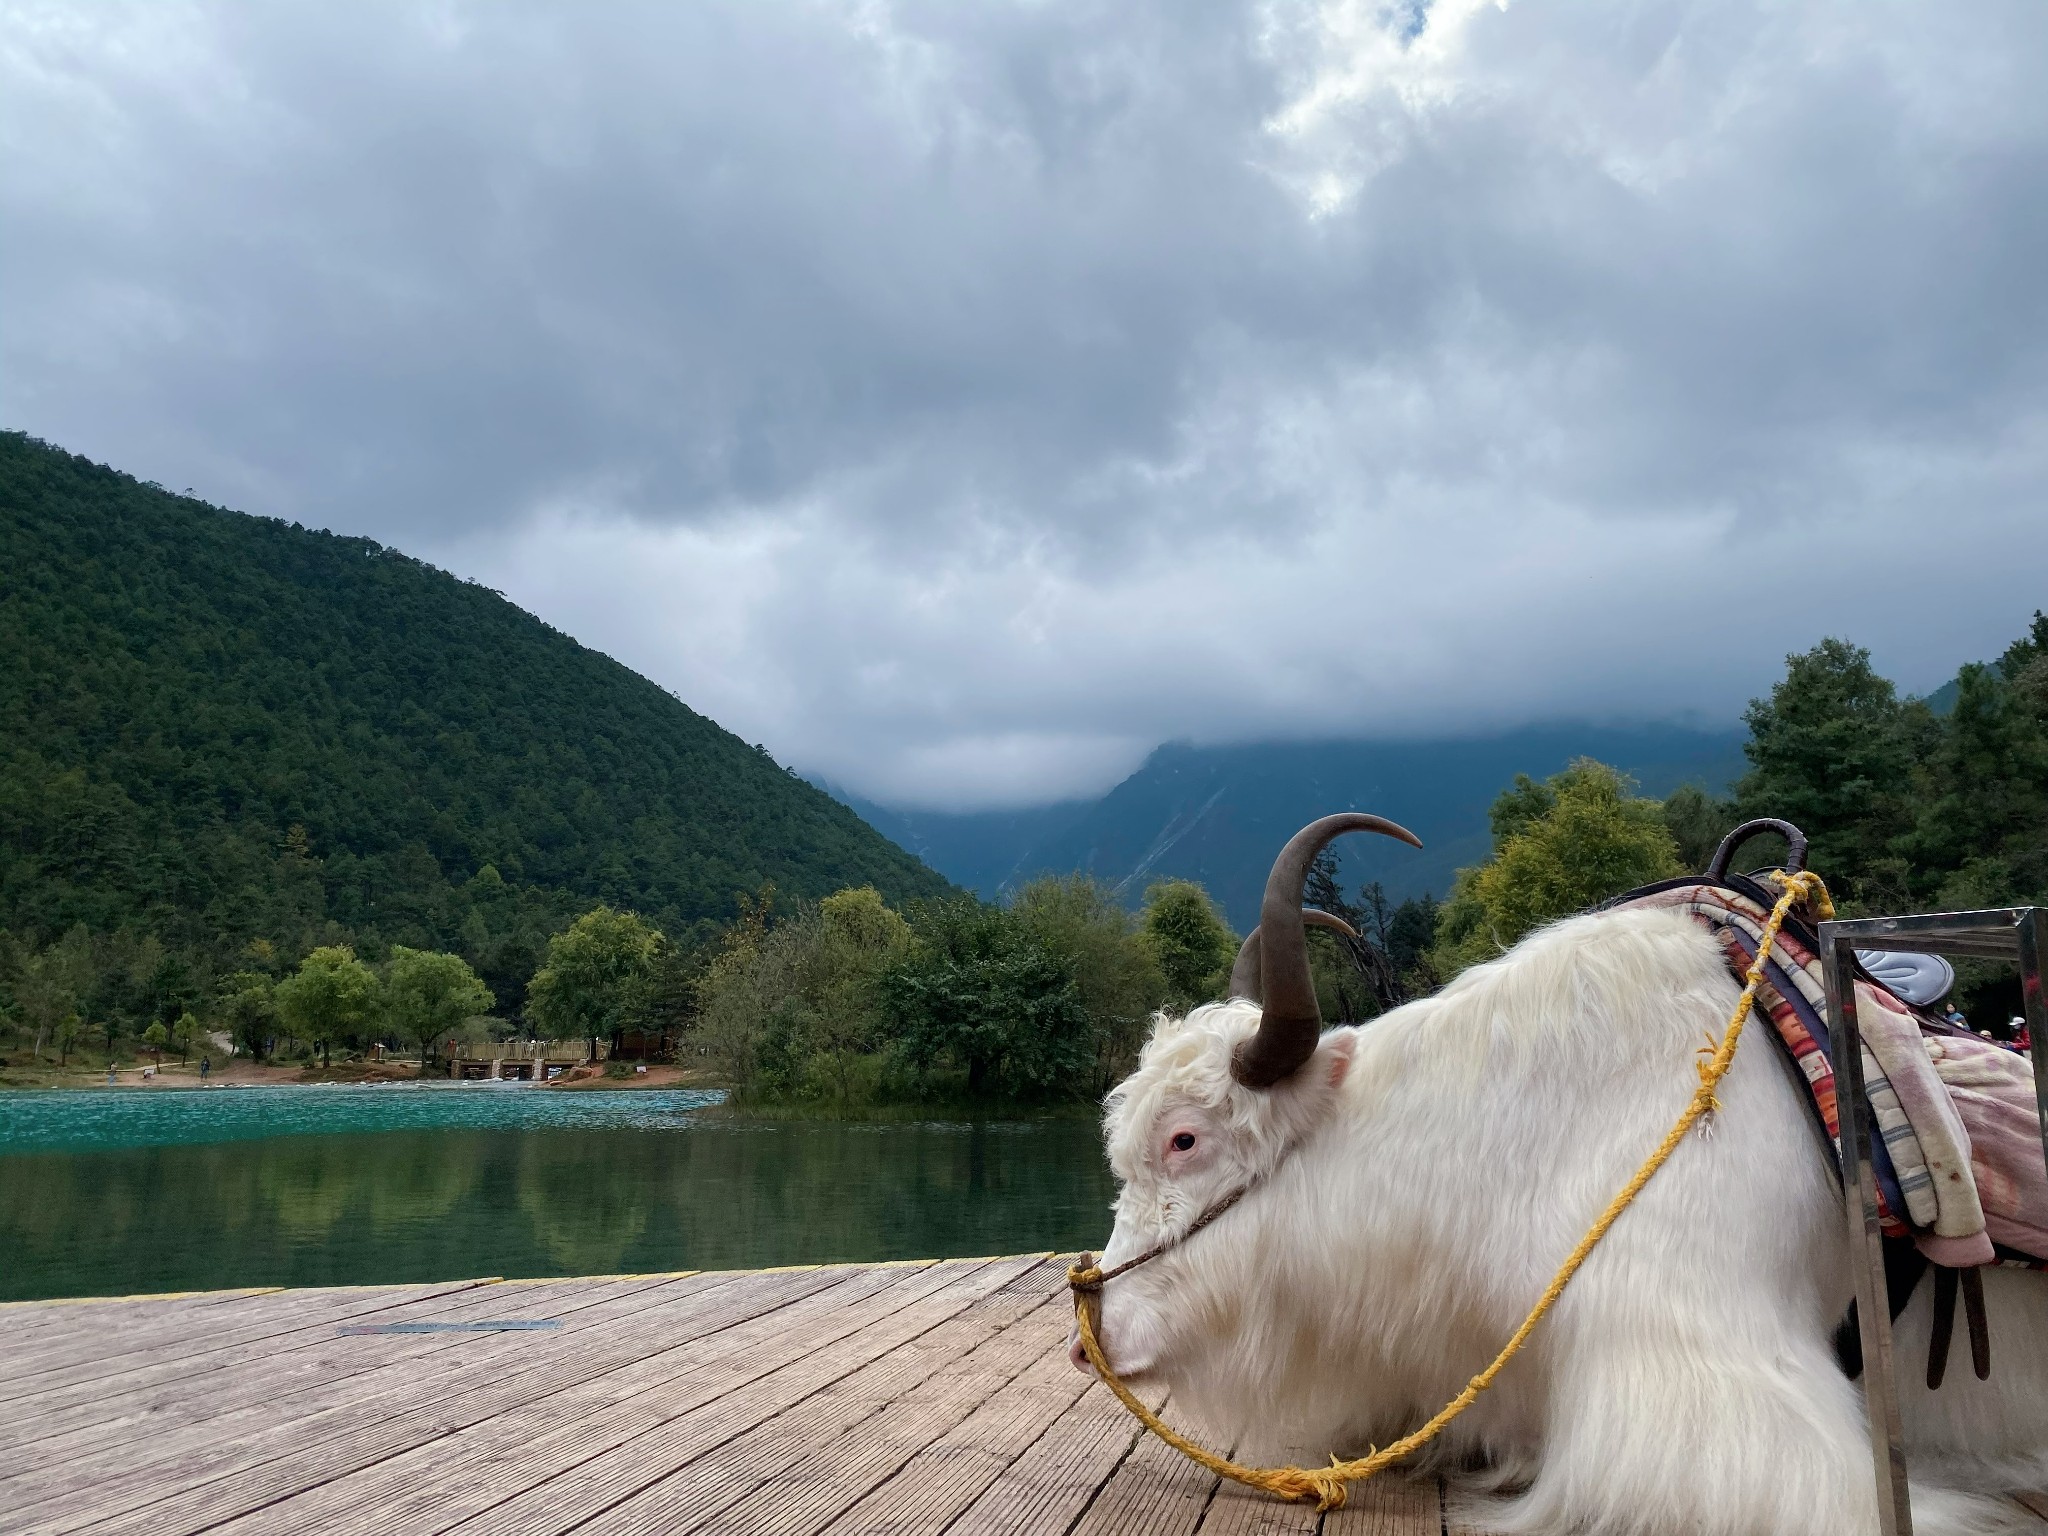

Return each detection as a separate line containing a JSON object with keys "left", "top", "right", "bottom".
{"left": 832, "top": 725, "right": 1747, "bottom": 932}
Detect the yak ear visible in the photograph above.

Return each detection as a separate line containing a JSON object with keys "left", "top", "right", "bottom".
{"left": 1320, "top": 1030, "right": 1356, "bottom": 1092}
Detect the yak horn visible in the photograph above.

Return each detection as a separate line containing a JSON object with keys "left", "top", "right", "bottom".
{"left": 1227, "top": 909, "right": 1358, "bottom": 1002}
{"left": 1231, "top": 812, "right": 1422, "bottom": 1088}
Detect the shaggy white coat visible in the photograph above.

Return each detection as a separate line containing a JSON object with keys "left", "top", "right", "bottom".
{"left": 1082, "top": 906, "right": 2048, "bottom": 1535}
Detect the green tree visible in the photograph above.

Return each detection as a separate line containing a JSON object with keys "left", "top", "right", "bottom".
{"left": 1009, "top": 876, "right": 1164, "bottom": 1086}
{"left": 525, "top": 906, "right": 664, "bottom": 1055}
{"left": 170, "top": 1010, "right": 202, "bottom": 1062}
{"left": 692, "top": 888, "right": 911, "bottom": 1105}
{"left": 383, "top": 947, "right": 494, "bottom": 1067}
{"left": 1735, "top": 638, "right": 1923, "bottom": 895}
{"left": 1898, "top": 662, "right": 2048, "bottom": 888}
{"left": 1433, "top": 759, "right": 1682, "bottom": 976}
{"left": 54, "top": 1012, "right": 80, "bottom": 1066}
{"left": 1381, "top": 890, "right": 1442, "bottom": 994}
{"left": 819, "top": 885, "right": 913, "bottom": 956}
{"left": 8, "top": 926, "right": 94, "bottom": 1059}
{"left": 1660, "top": 783, "right": 1739, "bottom": 874}
{"left": 142, "top": 1021, "right": 168, "bottom": 1063}
{"left": 808, "top": 887, "right": 913, "bottom": 1098}
{"left": 273, "top": 945, "right": 381, "bottom": 1068}
{"left": 1302, "top": 852, "right": 1388, "bottom": 1022}
{"left": 881, "top": 900, "right": 1093, "bottom": 1100}
{"left": 215, "top": 971, "right": 277, "bottom": 1060}
{"left": 1141, "top": 880, "right": 1237, "bottom": 1014}
{"left": 1341, "top": 879, "right": 1442, "bottom": 1015}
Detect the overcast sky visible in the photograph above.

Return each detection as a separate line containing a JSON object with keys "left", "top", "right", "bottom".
{"left": 6, "top": 1, "right": 2047, "bottom": 809}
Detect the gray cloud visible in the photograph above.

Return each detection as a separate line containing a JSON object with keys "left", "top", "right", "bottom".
{"left": 5, "top": 0, "right": 2047, "bottom": 808}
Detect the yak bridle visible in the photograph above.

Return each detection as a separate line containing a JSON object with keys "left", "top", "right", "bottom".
{"left": 1069, "top": 1184, "right": 1245, "bottom": 1308}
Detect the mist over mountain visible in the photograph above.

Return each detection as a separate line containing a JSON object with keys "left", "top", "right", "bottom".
{"left": 831, "top": 726, "right": 1747, "bottom": 931}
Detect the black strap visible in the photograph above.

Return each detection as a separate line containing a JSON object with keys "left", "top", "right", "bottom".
{"left": 1835, "top": 1239, "right": 1928, "bottom": 1379}
{"left": 1927, "top": 1266, "right": 1957, "bottom": 1389}
{"left": 1961, "top": 1267, "right": 1991, "bottom": 1381}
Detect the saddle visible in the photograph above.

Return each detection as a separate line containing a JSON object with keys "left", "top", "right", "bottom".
{"left": 1606, "top": 819, "right": 2046, "bottom": 1389}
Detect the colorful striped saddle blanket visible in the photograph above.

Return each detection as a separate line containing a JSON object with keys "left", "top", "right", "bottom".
{"left": 1608, "top": 879, "right": 2048, "bottom": 1270}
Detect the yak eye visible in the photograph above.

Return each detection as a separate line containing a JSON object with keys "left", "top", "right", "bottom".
{"left": 1170, "top": 1132, "right": 1196, "bottom": 1152}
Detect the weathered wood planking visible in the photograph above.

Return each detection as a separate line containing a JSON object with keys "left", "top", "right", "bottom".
{"left": 2, "top": 1273, "right": 711, "bottom": 1468}
{"left": 0, "top": 1260, "right": 1448, "bottom": 1536}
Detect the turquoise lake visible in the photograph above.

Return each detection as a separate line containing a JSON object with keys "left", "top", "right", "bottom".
{"left": 0, "top": 1087, "right": 1118, "bottom": 1301}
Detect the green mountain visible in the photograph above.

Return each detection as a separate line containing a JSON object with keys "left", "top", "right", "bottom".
{"left": 0, "top": 432, "right": 948, "bottom": 1017}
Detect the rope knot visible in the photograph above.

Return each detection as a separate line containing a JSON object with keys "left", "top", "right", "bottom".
{"left": 1766, "top": 867, "right": 1836, "bottom": 921}
{"left": 1262, "top": 1464, "right": 1350, "bottom": 1510}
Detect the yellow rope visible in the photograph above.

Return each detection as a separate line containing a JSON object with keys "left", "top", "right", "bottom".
{"left": 1070, "top": 870, "right": 1834, "bottom": 1511}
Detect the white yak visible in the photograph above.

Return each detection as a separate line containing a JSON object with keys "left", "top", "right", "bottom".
{"left": 1071, "top": 814, "right": 2048, "bottom": 1536}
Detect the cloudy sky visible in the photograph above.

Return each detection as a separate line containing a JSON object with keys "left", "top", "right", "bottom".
{"left": 6, "top": 1, "right": 2047, "bottom": 809}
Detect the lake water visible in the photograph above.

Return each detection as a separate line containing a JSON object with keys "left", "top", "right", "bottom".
{"left": 0, "top": 1087, "right": 1118, "bottom": 1301}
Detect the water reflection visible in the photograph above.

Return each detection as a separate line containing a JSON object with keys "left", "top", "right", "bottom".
{"left": 0, "top": 1105, "right": 1116, "bottom": 1300}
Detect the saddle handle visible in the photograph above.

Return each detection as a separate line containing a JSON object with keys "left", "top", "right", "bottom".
{"left": 1706, "top": 818, "right": 1809, "bottom": 882}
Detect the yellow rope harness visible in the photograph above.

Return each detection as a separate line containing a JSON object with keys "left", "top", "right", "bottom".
{"left": 1068, "top": 869, "right": 1834, "bottom": 1511}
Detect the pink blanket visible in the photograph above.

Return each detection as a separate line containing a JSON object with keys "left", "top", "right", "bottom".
{"left": 1922, "top": 1031, "right": 2048, "bottom": 1260}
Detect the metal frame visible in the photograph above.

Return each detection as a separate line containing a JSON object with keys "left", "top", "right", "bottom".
{"left": 1817, "top": 906, "right": 2048, "bottom": 1536}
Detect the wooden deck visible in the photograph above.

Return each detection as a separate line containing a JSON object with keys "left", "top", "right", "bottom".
{"left": 0, "top": 1255, "right": 1453, "bottom": 1536}
{"left": 6, "top": 1256, "right": 2041, "bottom": 1536}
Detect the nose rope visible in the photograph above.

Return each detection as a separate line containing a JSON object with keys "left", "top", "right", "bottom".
{"left": 1067, "top": 869, "right": 1832, "bottom": 1512}
{"left": 1067, "top": 1185, "right": 1246, "bottom": 1294}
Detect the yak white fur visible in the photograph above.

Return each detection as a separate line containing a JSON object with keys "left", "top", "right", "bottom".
{"left": 1079, "top": 905, "right": 2048, "bottom": 1535}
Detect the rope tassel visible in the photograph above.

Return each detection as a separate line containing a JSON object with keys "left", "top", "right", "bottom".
{"left": 1068, "top": 870, "right": 1834, "bottom": 1510}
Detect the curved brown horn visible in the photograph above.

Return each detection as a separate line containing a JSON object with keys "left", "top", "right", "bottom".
{"left": 1227, "top": 909, "right": 1359, "bottom": 1002}
{"left": 1232, "top": 813, "right": 1423, "bottom": 1088}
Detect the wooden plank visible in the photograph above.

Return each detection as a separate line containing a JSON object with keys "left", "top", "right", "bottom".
{"left": 7, "top": 1264, "right": 871, "bottom": 1535}
{"left": 1, "top": 1271, "right": 716, "bottom": 1445}
{"left": 1320, "top": 1477, "right": 1442, "bottom": 1536}
{"left": 0, "top": 1271, "right": 730, "bottom": 1488}
{"left": 0, "top": 1284, "right": 426, "bottom": 1384}
{"left": 0, "top": 1278, "right": 507, "bottom": 1395}
{"left": 683, "top": 1296, "right": 1064, "bottom": 1536}
{"left": 1067, "top": 1417, "right": 1221, "bottom": 1536}
{"left": 2, "top": 1259, "right": 1305, "bottom": 1536}
{"left": 0, "top": 1272, "right": 709, "bottom": 1466}
{"left": 821, "top": 1337, "right": 1092, "bottom": 1536}
{"left": 200, "top": 1258, "right": 1046, "bottom": 1536}
{"left": 3, "top": 1266, "right": 863, "bottom": 1532}
{"left": 0, "top": 1280, "right": 506, "bottom": 1377}
{"left": 0, "top": 1288, "right": 280, "bottom": 1337}
{"left": 436, "top": 1261, "right": 1059, "bottom": 1536}
{"left": 1191, "top": 1474, "right": 1320, "bottom": 1536}
{"left": 941, "top": 1378, "right": 1161, "bottom": 1536}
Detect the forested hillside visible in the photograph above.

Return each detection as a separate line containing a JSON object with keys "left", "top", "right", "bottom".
{"left": 0, "top": 432, "right": 948, "bottom": 1025}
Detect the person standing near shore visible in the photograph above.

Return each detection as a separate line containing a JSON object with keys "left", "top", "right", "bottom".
{"left": 200, "top": 1055, "right": 211, "bottom": 1082}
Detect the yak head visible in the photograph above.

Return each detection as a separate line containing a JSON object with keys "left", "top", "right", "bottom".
{"left": 1069, "top": 813, "right": 1420, "bottom": 1384}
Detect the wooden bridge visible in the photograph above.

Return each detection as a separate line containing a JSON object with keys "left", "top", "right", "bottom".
{"left": 0, "top": 1256, "right": 1460, "bottom": 1536}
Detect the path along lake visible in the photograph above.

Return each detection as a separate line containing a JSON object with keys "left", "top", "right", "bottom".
{"left": 0, "top": 1087, "right": 1118, "bottom": 1301}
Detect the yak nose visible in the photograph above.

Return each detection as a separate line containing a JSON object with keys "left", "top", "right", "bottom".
{"left": 1067, "top": 1328, "right": 1093, "bottom": 1375}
